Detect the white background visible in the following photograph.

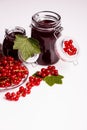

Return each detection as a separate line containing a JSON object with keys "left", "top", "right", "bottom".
{"left": 0, "top": 0, "right": 87, "bottom": 130}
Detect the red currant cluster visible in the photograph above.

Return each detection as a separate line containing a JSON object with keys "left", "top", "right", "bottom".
{"left": 36, "top": 65, "right": 58, "bottom": 78}
{"left": 0, "top": 56, "right": 28, "bottom": 88}
{"left": 63, "top": 39, "right": 77, "bottom": 56}
{"left": 5, "top": 76, "right": 42, "bottom": 101}
{"left": 5, "top": 65, "right": 58, "bottom": 101}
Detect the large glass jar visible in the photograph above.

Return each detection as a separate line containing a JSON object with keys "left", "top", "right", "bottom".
{"left": 3, "top": 26, "right": 26, "bottom": 60}
{"left": 31, "top": 11, "right": 63, "bottom": 65}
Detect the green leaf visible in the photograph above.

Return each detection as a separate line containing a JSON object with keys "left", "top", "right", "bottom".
{"left": 13, "top": 35, "right": 41, "bottom": 60}
{"left": 43, "top": 75, "right": 64, "bottom": 86}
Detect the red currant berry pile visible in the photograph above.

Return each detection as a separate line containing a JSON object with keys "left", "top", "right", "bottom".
{"left": 5, "top": 76, "right": 42, "bottom": 101}
{"left": 36, "top": 65, "right": 58, "bottom": 78}
{"left": 5, "top": 65, "right": 58, "bottom": 101}
{"left": 63, "top": 39, "right": 77, "bottom": 56}
{"left": 0, "top": 56, "right": 28, "bottom": 88}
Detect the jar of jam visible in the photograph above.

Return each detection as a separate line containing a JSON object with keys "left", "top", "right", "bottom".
{"left": 31, "top": 11, "right": 63, "bottom": 65}
{"left": 3, "top": 26, "right": 26, "bottom": 60}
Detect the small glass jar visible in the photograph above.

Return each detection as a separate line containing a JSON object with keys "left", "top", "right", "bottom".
{"left": 31, "top": 11, "right": 63, "bottom": 65}
{"left": 55, "top": 36, "right": 79, "bottom": 65}
{"left": 3, "top": 26, "right": 26, "bottom": 60}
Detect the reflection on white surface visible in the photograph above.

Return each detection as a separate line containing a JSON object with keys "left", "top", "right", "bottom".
{"left": 0, "top": 0, "right": 87, "bottom": 130}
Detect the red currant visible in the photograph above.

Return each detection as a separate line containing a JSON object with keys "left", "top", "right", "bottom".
{"left": 63, "top": 39, "right": 77, "bottom": 56}
{"left": 4, "top": 65, "right": 59, "bottom": 101}
{"left": 41, "top": 68, "right": 46, "bottom": 73}
{"left": 14, "top": 95, "right": 19, "bottom": 101}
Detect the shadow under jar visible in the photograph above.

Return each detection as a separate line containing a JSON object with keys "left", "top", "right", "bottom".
{"left": 3, "top": 27, "right": 26, "bottom": 60}
{"left": 31, "top": 11, "right": 63, "bottom": 65}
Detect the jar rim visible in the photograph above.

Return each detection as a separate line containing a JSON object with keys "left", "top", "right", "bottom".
{"left": 5, "top": 26, "right": 26, "bottom": 40}
{"left": 32, "top": 11, "right": 61, "bottom": 30}
{"left": 5, "top": 26, "right": 26, "bottom": 35}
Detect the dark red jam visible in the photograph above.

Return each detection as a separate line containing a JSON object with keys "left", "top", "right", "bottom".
{"left": 31, "top": 19, "right": 62, "bottom": 65}
{"left": 3, "top": 27, "right": 26, "bottom": 60}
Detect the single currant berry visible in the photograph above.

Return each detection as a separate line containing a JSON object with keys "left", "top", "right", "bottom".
{"left": 63, "top": 47, "right": 68, "bottom": 53}
{"left": 45, "top": 69, "right": 51, "bottom": 76}
{"left": 53, "top": 69, "right": 58, "bottom": 76}
{"left": 64, "top": 41, "right": 69, "bottom": 47}
{"left": 41, "top": 73, "right": 47, "bottom": 78}
{"left": 16, "top": 91, "right": 21, "bottom": 97}
{"left": 34, "top": 79, "right": 40, "bottom": 86}
{"left": 36, "top": 71, "right": 42, "bottom": 77}
{"left": 14, "top": 95, "right": 19, "bottom": 101}
{"left": 22, "top": 88, "right": 27, "bottom": 97}
{"left": 47, "top": 65, "right": 52, "bottom": 70}
{"left": 19, "top": 86, "right": 25, "bottom": 93}
{"left": 5, "top": 92, "right": 11, "bottom": 99}
{"left": 67, "top": 50, "right": 73, "bottom": 56}
{"left": 10, "top": 92, "right": 16, "bottom": 97}
{"left": 26, "top": 88, "right": 31, "bottom": 94}
{"left": 29, "top": 76, "right": 35, "bottom": 82}
{"left": 68, "top": 39, "right": 73, "bottom": 44}
{"left": 50, "top": 65, "right": 56, "bottom": 70}
{"left": 41, "top": 68, "right": 46, "bottom": 73}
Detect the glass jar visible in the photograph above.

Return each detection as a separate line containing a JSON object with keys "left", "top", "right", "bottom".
{"left": 3, "top": 26, "right": 26, "bottom": 60}
{"left": 55, "top": 36, "right": 79, "bottom": 65}
{"left": 31, "top": 11, "right": 63, "bottom": 65}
